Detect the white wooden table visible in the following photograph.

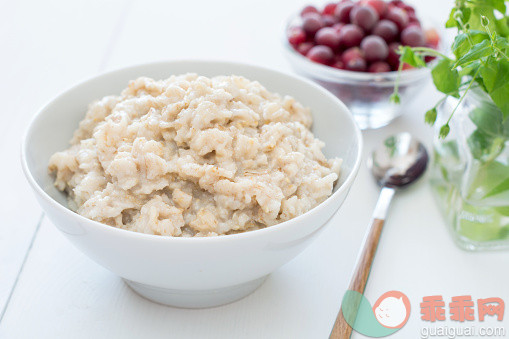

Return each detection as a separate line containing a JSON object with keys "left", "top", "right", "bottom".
{"left": 1, "top": 1, "right": 508, "bottom": 338}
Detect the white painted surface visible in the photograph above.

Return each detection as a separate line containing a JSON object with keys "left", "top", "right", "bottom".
{"left": 2, "top": 0, "right": 508, "bottom": 338}
{"left": 0, "top": 0, "right": 125, "bottom": 317}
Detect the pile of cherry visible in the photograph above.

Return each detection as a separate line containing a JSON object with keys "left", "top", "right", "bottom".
{"left": 287, "top": 0, "right": 440, "bottom": 72}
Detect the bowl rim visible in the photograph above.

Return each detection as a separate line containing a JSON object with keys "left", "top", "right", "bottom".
{"left": 281, "top": 11, "right": 442, "bottom": 82}
{"left": 21, "top": 59, "right": 363, "bottom": 243}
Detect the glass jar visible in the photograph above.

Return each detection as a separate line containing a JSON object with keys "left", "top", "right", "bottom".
{"left": 430, "top": 88, "right": 509, "bottom": 251}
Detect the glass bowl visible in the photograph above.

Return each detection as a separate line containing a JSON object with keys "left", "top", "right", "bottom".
{"left": 282, "top": 15, "right": 436, "bottom": 129}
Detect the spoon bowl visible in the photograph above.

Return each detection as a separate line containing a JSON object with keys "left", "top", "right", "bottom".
{"left": 369, "top": 132, "right": 429, "bottom": 188}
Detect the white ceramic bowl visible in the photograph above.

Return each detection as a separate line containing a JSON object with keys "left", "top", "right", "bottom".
{"left": 21, "top": 60, "right": 362, "bottom": 308}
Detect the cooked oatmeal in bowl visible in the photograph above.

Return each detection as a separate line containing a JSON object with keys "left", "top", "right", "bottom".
{"left": 48, "top": 74, "right": 342, "bottom": 237}
{"left": 23, "top": 61, "right": 361, "bottom": 307}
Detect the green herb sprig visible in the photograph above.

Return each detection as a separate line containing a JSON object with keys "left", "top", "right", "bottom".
{"left": 391, "top": 0, "right": 509, "bottom": 138}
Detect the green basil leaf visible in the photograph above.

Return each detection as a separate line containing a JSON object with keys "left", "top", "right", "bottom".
{"left": 454, "top": 40, "right": 493, "bottom": 67}
{"left": 480, "top": 58, "right": 509, "bottom": 119}
{"left": 431, "top": 59, "right": 460, "bottom": 97}
{"left": 446, "top": 8, "right": 459, "bottom": 28}
{"left": 459, "top": 60, "right": 482, "bottom": 77}
{"left": 485, "top": 177, "right": 509, "bottom": 199}
{"left": 483, "top": 0, "right": 507, "bottom": 14}
{"left": 495, "top": 17, "right": 509, "bottom": 38}
{"left": 464, "top": 151, "right": 509, "bottom": 202}
{"left": 451, "top": 30, "right": 489, "bottom": 59}
{"left": 462, "top": 7, "right": 472, "bottom": 24}
{"left": 446, "top": 6, "right": 472, "bottom": 28}
{"left": 503, "top": 116, "right": 509, "bottom": 138}
{"left": 469, "top": 107, "right": 503, "bottom": 136}
{"left": 467, "top": 130, "right": 491, "bottom": 160}
{"left": 495, "top": 36, "right": 509, "bottom": 51}
{"left": 467, "top": 130, "right": 504, "bottom": 161}
{"left": 399, "top": 46, "right": 425, "bottom": 67}
{"left": 467, "top": 4, "right": 499, "bottom": 32}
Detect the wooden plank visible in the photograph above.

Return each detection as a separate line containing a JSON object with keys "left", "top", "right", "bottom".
{"left": 0, "top": 0, "right": 127, "bottom": 318}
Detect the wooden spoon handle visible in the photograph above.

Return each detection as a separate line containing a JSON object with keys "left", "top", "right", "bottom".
{"left": 330, "top": 186, "right": 395, "bottom": 339}
{"left": 330, "top": 218, "right": 385, "bottom": 339}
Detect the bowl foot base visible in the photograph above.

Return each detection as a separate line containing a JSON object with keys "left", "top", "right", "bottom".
{"left": 124, "top": 275, "right": 268, "bottom": 308}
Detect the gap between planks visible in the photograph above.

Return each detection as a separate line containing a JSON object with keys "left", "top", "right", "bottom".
{"left": 0, "top": 213, "right": 43, "bottom": 323}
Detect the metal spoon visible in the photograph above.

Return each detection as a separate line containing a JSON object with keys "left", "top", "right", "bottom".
{"left": 330, "top": 132, "right": 428, "bottom": 339}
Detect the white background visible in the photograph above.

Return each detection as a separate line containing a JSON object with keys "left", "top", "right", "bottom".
{"left": 1, "top": 0, "right": 507, "bottom": 338}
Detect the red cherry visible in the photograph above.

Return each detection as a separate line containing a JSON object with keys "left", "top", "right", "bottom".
{"left": 402, "top": 4, "right": 415, "bottom": 14}
{"left": 338, "top": 24, "right": 365, "bottom": 48}
{"left": 334, "top": 1, "right": 355, "bottom": 23}
{"left": 372, "top": 19, "right": 399, "bottom": 43}
{"left": 345, "top": 57, "right": 367, "bottom": 71}
{"left": 407, "top": 12, "right": 420, "bottom": 25}
{"left": 315, "top": 27, "right": 341, "bottom": 49}
{"left": 387, "top": 42, "right": 401, "bottom": 70}
{"left": 288, "top": 26, "right": 306, "bottom": 46}
{"left": 350, "top": 5, "right": 379, "bottom": 31}
{"left": 302, "top": 13, "right": 324, "bottom": 36}
{"left": 385, "top": 7, "right": 409, "bottom": 30}
{"left": 297, "top": 42, "right": 315, "bottom": 55}
{"left": 425, "top": 28, "right": 440, "bottom": 48}
{"left": 322, "top": 15, "right": 339, "bottom": 27}
{"left": 425, "top": 55, "right": 436, "bottom": 63}
{"left": 322, "top": 3, "right": 338, "bottom": 15}
{"left": 341, "top": 47, "right": 364, "bottom": 63}
{"left": 368, "top": 61, "right": 391, "bottom": 72}
{"left": 361, "top": 35, "right": 389, "bottom": 62}
{"left": 389, "top": 0, "right": 405, "bottom": 7}
{"left": 401, "top": 25, "right": 425, "bottom": 47}
{"left": 307, "top": 45, "right": 334, "bottom": 64}
{"left": 301, "top": 5, "right": 319, "bottom": 17}
{"left": 406, "top": 21, "right": 421, "bottom": 29}
{"left": 365, "top": 0, "right": 388, "bottom": 16}
{"left": 332, "top": 22, "right": 346, "bottom": 32}
{"left": 332, "top": 59, "right": 346, "bottom": 69}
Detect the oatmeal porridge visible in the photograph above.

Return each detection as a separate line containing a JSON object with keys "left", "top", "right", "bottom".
{"left": 48, "top": 74, "right": 342, "bottom": 237}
